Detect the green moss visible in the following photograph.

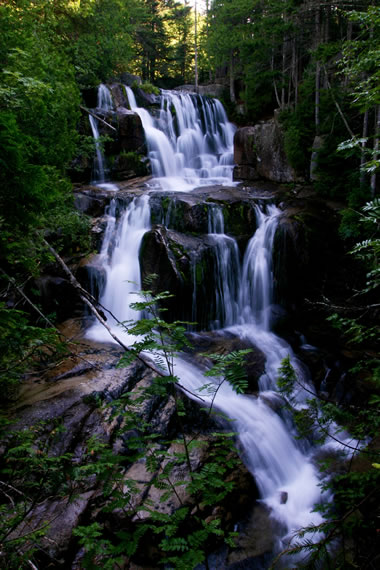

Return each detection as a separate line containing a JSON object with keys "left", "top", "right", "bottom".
{"left": 133, "top": 80, "right": 160, "bottom": 96}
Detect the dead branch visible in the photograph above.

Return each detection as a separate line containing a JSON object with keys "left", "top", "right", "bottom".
{"left": 80, "top": 105, "right": 117, "bottom": 132}
{"left": 42, "top": 239, "right": 205, "bottom": 403}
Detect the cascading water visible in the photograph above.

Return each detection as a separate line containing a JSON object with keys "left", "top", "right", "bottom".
{"left": 88, "top": 84, "right": 118, "bottom": 190}
{"left": 84, "top": 89, "right": 343, "bottom": 563}
{"left": 175, "top": 203, "right": 326, "bottom": 556}
{"left": 87, "top": 195, "right": 327, "bottom": 561}
{"left": 87, "top": 195, "right": 151, "bottom": 345}
{"left": 207, "top": 205, "right": 241, "bottom": 329}
{"left": 125, "top": 86, "right": 236, "bottom": 191}
{"left": 97, "top": 83, "right": 114, "bottom": 112}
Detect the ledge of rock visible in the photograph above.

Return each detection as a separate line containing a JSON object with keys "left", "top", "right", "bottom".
{"left": 234, "top": 116, "right": 304, "bottom": 184}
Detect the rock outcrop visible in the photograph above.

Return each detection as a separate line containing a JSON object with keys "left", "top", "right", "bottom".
{"left": 6, "top": 319, "right": 260, "bottom": 567}
{"left": 234, "top": 115, "right": 303, "bottom": 184}
{"left": 175, "top": 84, "right": 227, "bottom": 99}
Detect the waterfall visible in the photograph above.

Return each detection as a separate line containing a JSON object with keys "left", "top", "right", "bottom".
{"left": 208, "top": 205, "right": 241, "bottom": 329}
{"left": 87, "top": 195, "right": 151, "bottom": 345}
{"left": 97, "top": 83, "right": 114, "bottom": 112}
{"left": 88, "top": 84, "right": 117, "bottom": 190}
{"left": 87, "top": 196, "right": 327, "bottom": 560}
{"left": 125, "top": 86, "right": 236, "bottom": 191}
{"left": 239, "top": 204, "right": 280, "bottom": 330}
{"left": 84, "top": 91, "right": 340, "bottom": 564}
{"left": 174, "top": 202, "right": 326, "bottom": 553}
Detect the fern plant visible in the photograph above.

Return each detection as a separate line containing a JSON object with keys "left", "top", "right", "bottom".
{"left": 73, "top": 280, "right": 251, "bottom": 568}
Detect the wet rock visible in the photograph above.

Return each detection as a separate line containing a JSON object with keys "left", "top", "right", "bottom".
{"left": 10, "top": 491, "right": 95, "bottom": 563}
{"left": 279, "top": 491, "right": 288, "bottom": 504}
{"left": 149, "top": 192, "right": 257, "bottom": 239}
{"left": 226, "top": 503, "right": 276, "bottom": 568}
{"left": 117, "top": 72, "right": 142, "bottom": 87}
{"left": 134, "top": 87, "right": 160, "bottom": 107}
{"left": 233, "top": 164, "right": 260, "bottom": 181}
{"left": 234, "top": 118, "right": 303, "bottom": 184}
{"left": 140, "top": 225, "right": 217, "bottom": 326}
{"left": 76, "top": 253, "right": 107, "bottom": 297}
{"left": 272, "top": 204, "right": 340, "bottom": 310}
{"left": 34, "top": 275, "right": 81, "bottom": 321}
{"left": 116, "top": 107, "right": 145, "bottom": 152}
{"left": 73, "top": 185, "right": 113, "bottom": 217}
{"left": 89, "top": 216, "right": 109, "bottom": 251}
{"left": 112, "top": 150, "right": 149, "bottom": 181}
{"left": 186, "top": 331, "right": 266, "bottom": 393}
{"left": 234, "top": 127, "right": 257, "bottom": 167}
{"left": 150, "top": 193, "right": 209, "bottom": 233}
{"left": 109, "top": 83, "right": 128, "bottom": 108}
{"left": 174, "top": 84, "right": 227, "bottom": 99}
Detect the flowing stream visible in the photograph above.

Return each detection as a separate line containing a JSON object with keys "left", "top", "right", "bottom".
{"left": 125, "top": 86, "right": 236, "bottom": 191}
{"left": 86, "top": 88, "right": 333, "bottom": 563}
{"left": 88, "top": 84, "right": 118, "bottom": 190}
{"left": 87, "top": 196, "right": 327, "bottom": 559}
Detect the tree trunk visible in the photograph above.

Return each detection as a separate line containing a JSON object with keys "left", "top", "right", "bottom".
{"left": 272, "top": 52, "right": 281, "bottom": 109}
{"left": 281, "top": 37, "right": 286, "bottom": 110}
{"left": 371, "top": 105, "right": 379, "bottom": 197}
{"left": 194, "top": 1, "right": 198, "bottom": 93}
{"left": 229, "top": 51, "right": 236, "bottom": 103}
{"left": 292, "top": 36, "right": 298, "bottom": 107}
{"left": 360, "top": 109, "right": 369, "bottom": 188}
{"left": 315, "top": 62, "right": 320, "bottom": 135}
{"left": 315, "top": 7, "right": 321, "bottom": 134}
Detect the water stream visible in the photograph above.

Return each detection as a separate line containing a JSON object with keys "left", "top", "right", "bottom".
{"left": 125, "top": 86, "right": 236, "bottom": 191}
{"left": 87, "top": 196, "right": 328, "bottom": 559}
{"left": 88, "top": 84, "right": 118, "bottom": 190}
{"left": 86, "top": 88, "right": 334, "bottom": 563}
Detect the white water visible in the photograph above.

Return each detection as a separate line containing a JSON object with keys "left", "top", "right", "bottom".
{"left": 87, "top": 196, "right": 326, "bottom": 558}
{"left": 125, "top": 86, "right": 236, "bottom": 191}
{"left": 177, "top": 204, "right": 326, "bottom": 552}
{"left": 207, "top": 205, "right": 241, "bottom": 329}
{"left": 84, "top": 88, "right": 341, "bottom": 562}
{"left": 87, "top": 195, "right": 151, "bottom": 344}
{"left": 88, "top": 84, "right": 118, "bottom": 190}
{"left": 97, "top": 83, "right": 114, "bottom": 112}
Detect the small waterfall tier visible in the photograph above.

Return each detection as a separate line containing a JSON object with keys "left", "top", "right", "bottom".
{"left": 125, "top": 86, "right": 236, "bottom": 192}
{"left": 87, "top": 196, "right": 328, "bottom": 561}
{"left": 87, "top": 195, "right": 151, "bottom": 345}
{"left": 88, "top": 84, "right": 118, "bottom": 190}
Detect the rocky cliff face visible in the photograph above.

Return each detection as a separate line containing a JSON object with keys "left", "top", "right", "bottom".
{"left": 233, "top": 116, "right": 303, "bottom": 184}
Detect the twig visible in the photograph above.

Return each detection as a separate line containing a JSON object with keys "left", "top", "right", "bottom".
{"left": 80, "top": 105, "right": 117, "bottom": 131}
{"left": 0, "top": 269, "right": 56, "bottom": 329}
{"left": 42, "top": 239, "right": 205, "bottom": 403}
{"left": 323, "top": 65, "right": 355, "bottom": 139}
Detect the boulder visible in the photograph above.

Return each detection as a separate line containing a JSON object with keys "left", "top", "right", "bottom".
{"left": 234, "top": 127, "right": 257, "bottom": 166}
{"left": 112, "top": 151, "right": 149, "bottom": 181}
{"left": 109, "top": 83, "right": 129, "bottom": 108}
{"left": 116, "top": 108, "right": 145, "bottom": 152}
{"left": 226, "top": 503, "right": 275, "bottom": 568}
{"left": 233, "top": 164, "right": 260, "bottom": 181}
{"left": 140, "top": 225, "right": 216, "bottom": 325}
{"left": 234, "top": 118, "right": 303, "bottom": 183}
{"left": 272, "top": 203, "right": 340, "bottom": 310}
{"left": 34, "top": 275, "right": 82, "bottom": 321}
{"left": 186, "top": 330, "right": 266, "bottom": 393}
{"left": 73, "top": 185, "right": 113, "bottom": 217}
{"left": 117, "top": 72, "right": 142, "bottom": 87}
{"left": 149, "top": 192, "right": 257, "bottom": 239}
{"left": 174, "top": 84, "right": 227, "bottom": 99}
